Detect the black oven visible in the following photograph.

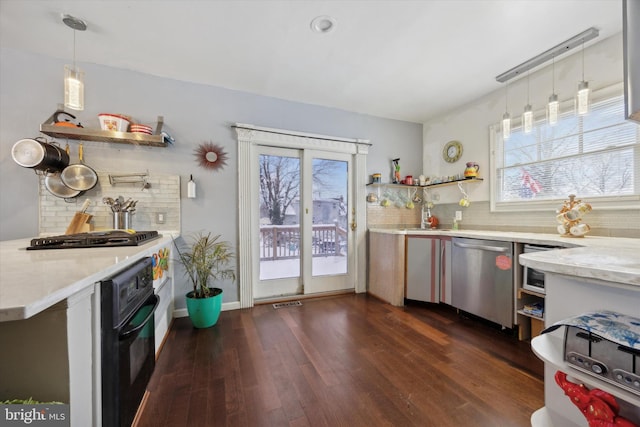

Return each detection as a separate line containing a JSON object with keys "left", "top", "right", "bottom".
{"left": 101, "top": 257, "right": 159, "bottom": 427}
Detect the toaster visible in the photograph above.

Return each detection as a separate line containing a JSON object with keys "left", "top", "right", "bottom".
{"left": 564, "top": 326, "right": 640, "bottom": 396}
{"left": 543, "top": 310, "right": 640, "bottom": 396}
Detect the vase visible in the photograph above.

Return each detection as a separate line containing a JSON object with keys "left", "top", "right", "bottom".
{"left": 185, "top": 288, "right": 223, "bottom": 328}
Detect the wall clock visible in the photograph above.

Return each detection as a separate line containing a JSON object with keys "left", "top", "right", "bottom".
{"left": 443, "top": 140, "right": 463, "bottom": 163}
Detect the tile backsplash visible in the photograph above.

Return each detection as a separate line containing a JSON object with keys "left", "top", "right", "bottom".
{"left": 39, "top": 172, "right": 180, "bottom": 235}
{"left": 367, "top": 200, "right": 640, "bottom": 238}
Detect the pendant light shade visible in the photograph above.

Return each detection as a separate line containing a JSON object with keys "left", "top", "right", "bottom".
{"left": 64, "top": 65, "right": 84, "bottom": 111}
{"left": 502, "top": 112, "right": 511, "bottom": 139}
{"left": 62, "top": 14, "right": 87, "bottom": 111}
{"left": 576, "top": 80, "right": 590, "bottom": 115}
{"left": 575, "top": 39, "right": 590, "bottom": 115}
{"left": 523, "top": 104, "right": 533, "bottom": 133}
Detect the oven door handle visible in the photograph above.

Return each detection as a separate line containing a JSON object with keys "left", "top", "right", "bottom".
{"left": 119, "top": 295, "right": 159, "bottom": 340}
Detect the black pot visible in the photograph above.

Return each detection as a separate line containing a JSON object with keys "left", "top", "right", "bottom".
{"left": 11, "top": 138, "right": 69, "bottom": 173}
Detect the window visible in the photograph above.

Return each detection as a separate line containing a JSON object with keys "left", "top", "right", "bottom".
{"left": 491, "top": 86, "right": 640, "bottom": 212}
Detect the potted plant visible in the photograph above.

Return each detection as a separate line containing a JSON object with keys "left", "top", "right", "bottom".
{"left": 173, "top": 232, "right": 236, "bottom": 328}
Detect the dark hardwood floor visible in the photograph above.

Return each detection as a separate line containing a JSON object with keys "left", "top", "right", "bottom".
{"left": 136, "top": 294, "right": 543, "bottom": 427}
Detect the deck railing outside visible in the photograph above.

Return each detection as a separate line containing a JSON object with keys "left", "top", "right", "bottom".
{"left": 259, "top": 224, "right": 347, "bottom": 260}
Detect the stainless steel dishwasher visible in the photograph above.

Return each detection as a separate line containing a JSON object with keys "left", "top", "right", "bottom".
{"left": 451, "top": 237, "right": 514, "bottom": 328}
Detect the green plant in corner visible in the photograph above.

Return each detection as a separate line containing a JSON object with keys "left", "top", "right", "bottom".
{"left": 173, "top": 232, "right": 236, "bottom": 328}
{"left": 173, "top": 232, "right": 236, "bottom": 298}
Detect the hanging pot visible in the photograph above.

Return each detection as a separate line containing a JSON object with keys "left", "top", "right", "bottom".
{"left": 61, "top": 143, "right": 98, "bottom": 191}
{"left": 11, "top": 138, "right": 69, "bottom": 172}
{"left": 44, "top": 172, "right": 83, "bottom": 200}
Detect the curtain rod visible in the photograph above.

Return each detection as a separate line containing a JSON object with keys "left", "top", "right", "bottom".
{"left": 495, "top": 27, "right": 599, "bottom": 83}
{"left": 231, "top": 124, "right": 372, "bottom": 146}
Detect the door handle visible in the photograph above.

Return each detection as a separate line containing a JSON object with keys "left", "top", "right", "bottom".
{"left": 351, "top": 207, "right": 356, "bottom": 230}
{"left": 453, "top": 241, "right": 510, "bottom": 253}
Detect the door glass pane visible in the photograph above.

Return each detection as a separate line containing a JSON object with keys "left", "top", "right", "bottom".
{"left": 259, "top": 154, "right": 300, "bottom": 281}
{"left": 312, "top": 158, "right": 348, "bottom": 276}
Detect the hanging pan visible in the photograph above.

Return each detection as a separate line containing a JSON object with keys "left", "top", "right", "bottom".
{"left": 45, "top": 172, "right": 83, "bottom": 200}
{"left": 43, "top": 144, "right": 83, "bottom": 200}
{"left": 61, "top": 143, "right": 98, "bottom": 191}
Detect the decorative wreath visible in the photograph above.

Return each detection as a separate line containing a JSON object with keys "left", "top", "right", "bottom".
{"left": 194, "top": 142, "right": 228, "bottom": 171}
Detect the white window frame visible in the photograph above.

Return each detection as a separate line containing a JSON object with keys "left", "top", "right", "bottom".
{"left": 490, "top": 83, "right": 640, "bottom": 213}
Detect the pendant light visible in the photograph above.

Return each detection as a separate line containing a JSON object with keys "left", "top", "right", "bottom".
{"left": 523, "top": 71, "right": 533, "bottom": 133}
{"left": 575, "top": 38, "right": 590, "bottom": 115}
{"left": 502, "top": 81, "right": 511, "bottom": 139}
{"left": 547, "top": 56, "right": 559, "bottom": 125}
{"left": 62, "top": 14, "right": 86, "bottom": 111}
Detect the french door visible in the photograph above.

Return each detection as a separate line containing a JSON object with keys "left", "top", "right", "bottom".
{"left": 253, "top": 146, "right": 354, "bottom": 300}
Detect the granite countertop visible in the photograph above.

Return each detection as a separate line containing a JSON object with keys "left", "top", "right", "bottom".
{"left": 0, "top": 233, "right": 177, "bottom": 322}
{"left": 369, "top": 228, "right": 640, "bottom": 288}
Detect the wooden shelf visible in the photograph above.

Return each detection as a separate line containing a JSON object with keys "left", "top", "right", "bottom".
{"left": 519, "top": 288, "right": 545, "bottom": 298}
{"left": 517, "top": 309, "right": 544, "bottom": 321}
{"left": 366, "top": 178, "right": 483, "bottom": 189}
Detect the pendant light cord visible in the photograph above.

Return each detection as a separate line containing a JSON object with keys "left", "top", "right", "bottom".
{"left": 527, "top": 70, "right": 531, "bottom": 104}
{"left": 505, "top": 81, "right": 509, "bottom": 111}
{"left": 73, "top": 29, "right": 77, "bottom": 69}
{"left": 581, "top": 39, "right": 585, "bottom": 81}
{"left": 552, "top": 56, "right": 555, "bottom": 93}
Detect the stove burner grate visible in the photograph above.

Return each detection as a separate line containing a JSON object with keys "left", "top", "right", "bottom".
{"left": 27, "top": 230, "right": 160, "bottom": 250}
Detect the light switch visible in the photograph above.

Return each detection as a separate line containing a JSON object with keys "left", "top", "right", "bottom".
{"left": 455, "top": 211, "right": 463, "bottom": 221}
{"left": 156, "top": 212, "right": 166, "bottom": 224}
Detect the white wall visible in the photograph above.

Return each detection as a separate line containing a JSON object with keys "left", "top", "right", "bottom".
{"left": 0, "top": 47, "right": 423, "bottom": 305}
{"left": 424, "top": 33, "right": 625, "bottom": 204}
{"left": 421, "top": 33, "right": 639, "bottom": 236}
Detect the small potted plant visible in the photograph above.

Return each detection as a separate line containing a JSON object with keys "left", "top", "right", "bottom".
{"left": 173, "top": 232, "right": 236, "bottom": 328}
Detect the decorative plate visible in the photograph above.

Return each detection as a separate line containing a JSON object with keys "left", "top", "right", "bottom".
{"left": 443, "top": 140, "right": 463, "bottom": 163}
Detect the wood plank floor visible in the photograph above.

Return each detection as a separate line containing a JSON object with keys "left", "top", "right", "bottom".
{"left": 136, "top": 294, "right": 544, "bottom": 427}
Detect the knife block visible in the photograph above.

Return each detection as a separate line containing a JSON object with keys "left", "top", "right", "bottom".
{"left": 65, "top": 212, "right": 93, "bottom": 235}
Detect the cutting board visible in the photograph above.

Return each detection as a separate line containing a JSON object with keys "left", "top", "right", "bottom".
{"left": 65, "top": 212, "right": 93, "bottom": 235}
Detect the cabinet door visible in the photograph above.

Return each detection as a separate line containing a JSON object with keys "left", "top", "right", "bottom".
{"left": 440, "top": 238, "right": 452, "bottom": 305}
{"left": 405, "top": 237, "right": 440, "bottom": 303}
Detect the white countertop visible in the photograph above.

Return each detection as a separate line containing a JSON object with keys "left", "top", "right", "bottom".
{"left": 0, "top": 234, "right": 176, "bottom": 322}
{"left": 369, "top": 228, "right": 640, "bottom": 288}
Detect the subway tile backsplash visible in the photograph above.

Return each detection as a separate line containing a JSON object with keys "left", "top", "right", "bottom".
{"left": 39, "top": 172, "right": 181, "bottom": 235}
{"left": 367, "top": 200, "right": 640, "bottom": 238}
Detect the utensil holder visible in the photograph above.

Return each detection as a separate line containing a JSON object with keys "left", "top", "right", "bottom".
{"left": 113, "top": 212, "right": 131, "bottom": 230}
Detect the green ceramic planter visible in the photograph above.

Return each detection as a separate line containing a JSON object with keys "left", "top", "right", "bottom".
{"left": 185, "top": 288, "right": 223, "bottom": 328}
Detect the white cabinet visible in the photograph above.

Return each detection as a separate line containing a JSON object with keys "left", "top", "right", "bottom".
{"left": 405, "top": 236, "right": 440, "bottom": 303}
{"left": 0, "top": 286, "right": 98, "bottom": 427}
{"left": 531, "top": 273, "right": 640, "bottom": 427}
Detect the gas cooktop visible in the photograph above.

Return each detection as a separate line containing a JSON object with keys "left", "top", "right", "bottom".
{"left": 27, "top": 230, "right": 161, "bottom": 250}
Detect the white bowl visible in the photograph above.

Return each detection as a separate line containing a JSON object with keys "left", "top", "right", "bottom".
{"left": 99, "top": 113, "right": 130, "bottom": 132}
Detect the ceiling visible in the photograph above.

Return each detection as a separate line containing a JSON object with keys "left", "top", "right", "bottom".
{"left": 0, "top": 0, "right": 623, "bottom": 123}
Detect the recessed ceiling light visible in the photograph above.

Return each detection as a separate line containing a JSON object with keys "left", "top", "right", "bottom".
{"left": 310, "top": 15, "right": 337, "bottom": 34}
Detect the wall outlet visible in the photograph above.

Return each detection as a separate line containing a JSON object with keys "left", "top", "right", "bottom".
{"left": 156, "top": 212, "right": 166, "bottom": 224}
{"left": 455, "top": 210, "right": 463, "bottom": 221}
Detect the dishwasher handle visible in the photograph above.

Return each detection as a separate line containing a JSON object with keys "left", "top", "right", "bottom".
{"left": 453, "top": 241, "right": 510, "bottom": 253}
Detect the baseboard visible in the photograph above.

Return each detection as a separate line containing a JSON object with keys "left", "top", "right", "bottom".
{"left": 173, "top": 300, "right": 241, "bottom": 318}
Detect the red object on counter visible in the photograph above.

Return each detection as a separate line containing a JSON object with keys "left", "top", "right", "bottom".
{"left": 426, "top": 215, "right": 439, "bottom": 229}
{"left": 555, "top": 371, "right": 638, "bottom": 427}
